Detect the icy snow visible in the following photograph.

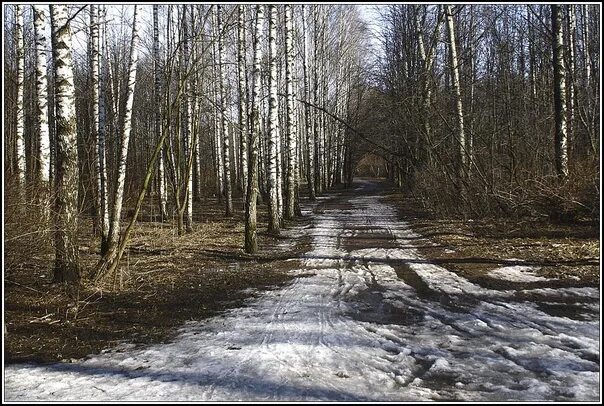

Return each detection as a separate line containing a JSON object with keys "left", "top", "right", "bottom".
{"left": 4, "top": 180, "right": 600, "bottom": 402}
{"left": 488, "top": 265, "right": 553, "bottom": 282}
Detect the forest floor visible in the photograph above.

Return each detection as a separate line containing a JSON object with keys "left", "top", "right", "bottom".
{"left": 384, "top": 191, "right": 600, "bottom": 299}
{"left": 4, "top": 194, "right": 310, "bottom": 364}
{"left": 4, "top": 179, "right": 600, "bottom": 401}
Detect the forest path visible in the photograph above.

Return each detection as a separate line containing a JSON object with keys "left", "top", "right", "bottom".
{"left": 4, "top": 179, "right": 600, "bottom": 401}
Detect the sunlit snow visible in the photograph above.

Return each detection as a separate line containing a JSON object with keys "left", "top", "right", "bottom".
{"left": 488, "top": 265, "right": 553, "bottom": 282}
{"left": 4, "top": 180, "right": 599, "bottom": 402}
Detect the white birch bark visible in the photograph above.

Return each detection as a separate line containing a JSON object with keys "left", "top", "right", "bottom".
{"left": 217, "top": 5, "right": 233, "bottom": 216}
{"left": 238, "top": 5, "right": 248, "bottom": 201}
{"left": 50, "top": 4, "right": 79, "bottom": 282}
{"left": 108, "top": 6, "right": 139, "bottom": 249}
{"left": 415, "top": 5, "right": 439, "bottom": 165}
{"left": 15, "top": 5, "right": 25, "bottom": 194}
{"left": 445, "top": 5, "right": 467, "bottom": 178}
{"left": 267, "top": 5, "right": 280, "bottom": 233}
{"left": 312, "top": 7, "right": 321, "bottom": 194}
{"left": 284, "top": 5, "right": 297, "bottom": 220}
{"left": 567, "top": 5, "right": 576, "bottom": 152}
{"left": 211, "top": 7, "right": 224, "bottom": 202}
{"left": 98, "top": 5, "right": 110, "bottom": 249}
{"left": 183, "top": 5, "right": 193, "bottom": 231}
{"left": 33, "top": 5, "right": 50, "bottom": 185}
{"left": 552, "top": 5, "right": 569, "bottom": 179}
{"left": 89, "top": 4, "right": 105, "bottom": 241}
{"left": 302, "top": 5, "right": 316, "bottom": 200}
{"left": 276, "top": 123, "right": 283, "bottom": 220}
{"left": 245, "top": 5, "right": 264, "bottom": 254}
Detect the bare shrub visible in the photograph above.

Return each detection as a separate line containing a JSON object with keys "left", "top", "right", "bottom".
{"left": 4, "top": 178, "right": 54, "bottom": 277}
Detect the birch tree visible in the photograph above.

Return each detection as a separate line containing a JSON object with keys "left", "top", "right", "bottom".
{"left": 267, "top": 5, "right": 280, "bottom": 233}
{"left": 15, "top": 5, "right": 25, "bottom": 197}
{"left": 566, "top": 5, "right": 576, "bottom": 153}
{"left": 154, "top": 5, "right": 168, "bottom": 221}
{"left": 50, "top": 4, "right": 80, "bottom": 283}
{"left": 33, "top": 5, "right": 50, "bottom": 187}
{"left": 95, "top": 6, "right": 140, "bottom": 272}
{"left": 89, "top": 5, "right": 104, "bottom": 240}
{"left": 245, "top": 5, "right": 264, "bottom": 254}
{"left": 415, "top": 5, "right": 441, "bottom": 165}
{"left": 183, "top": 5, "right": 194, "bottom": 231}
{"left": 217, "top": 5, "right": 233, "bottom": 216}
{"left": 552, "top": 4, "right": 569, "bottom": 179}
{"left": 302, "top": 5, "right": 316, "bottom": 200}
{"left": 445, "top": 5, "right": 468, "bottom": 178}
{"left": 237, "top": 5, "right": 248, "bottom": 202}
{"left": 97, "top": 5, "right": 110, "bottom": 252}
{"left": 284, "top": 4, "right": 297, "bottom": 220}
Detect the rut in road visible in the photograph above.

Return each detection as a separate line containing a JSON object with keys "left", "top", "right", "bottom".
{"left": 4, "top": 179, "right": 600, "bottom": 402}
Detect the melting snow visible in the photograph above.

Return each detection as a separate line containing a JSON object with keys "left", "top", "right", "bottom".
{"left": 488, "top": 265, "right": 553, "bottom": 282}
{"left": 4, "top": 180, "right": 600, "bottom": 402}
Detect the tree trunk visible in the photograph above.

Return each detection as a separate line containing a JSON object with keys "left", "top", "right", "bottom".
{"left": 97, "top": 5, "right": 110, "bottom": 253}
{"left": 183, "top": 5, "right": 194, "bottom": 232}
{"left": 312, "top": 7, "right": 322, "bottom": 195}
{"left": 284, "top": 5, "right": 297, "bottom": 220}
{"left": 33, "top": 5, "right": 50, "bottom": 187}
{"left": 245, "top": 5, "right": 264, "bottom": 254}
{"left": 238, "top": 5, "right": 248, "bottom": 203}
{"left": 302, "top": 5, "right": 316, "bottom": 200}
{"left": 89, "top": 5, "right": 103, "bottom": 238}
{"left": 217, "top": 5, "right": 233, "bottom": 216}
{"left": 98, "top": 6, "right": 140, "bottom": 271}
{"left": 552, "top": 5, "right": 569, "bottom": 179}
{"left": 445, "top": 5, "right": 468, "bottom": 179}
{"left": 566, "top": 5, "right": 576, "bottom": 157}
{"left": 211, "top": 8, "right": 224, "bottom": 203}
{"left": 50, "top": 4, "right": 80, "bottom": 284}
{"left": 267, "top": 5, "right": 280, "bottom": 234}
{"left": 154, "top": 5, "right": 168, "bottom": 221}
{"left": 15, "top": 5, "right": 25, "bottom": 198}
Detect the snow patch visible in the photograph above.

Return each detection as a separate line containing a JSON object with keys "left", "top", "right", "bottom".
{"left": 488, "top": 265, "right": 553, "bottom": 282}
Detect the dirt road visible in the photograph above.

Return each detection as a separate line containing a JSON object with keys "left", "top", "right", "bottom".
{"left": 4, "top": 179, "right": 600, "bottom": 401}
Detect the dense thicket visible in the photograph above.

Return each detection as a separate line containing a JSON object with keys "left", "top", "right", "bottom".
{"left": 374, "top": 5, "right": 600, "bottom": 220}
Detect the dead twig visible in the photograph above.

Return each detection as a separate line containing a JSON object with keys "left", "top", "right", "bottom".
{"left": 6, "top": 279, "right": 47, "bottom": 294}
{"left": 29, "top": 313, "right": 55, "bottom": 324}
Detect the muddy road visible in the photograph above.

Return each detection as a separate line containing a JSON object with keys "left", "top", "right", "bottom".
{"left": 4, "top": 179, "right": 600, "bottom": 401}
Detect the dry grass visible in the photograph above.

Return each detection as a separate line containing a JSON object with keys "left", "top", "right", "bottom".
{"left": 383, "top": 189, "right": 600, "bottom": 285}
{"left": 4, "top": 189, "right": 311, "bottom": 364}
